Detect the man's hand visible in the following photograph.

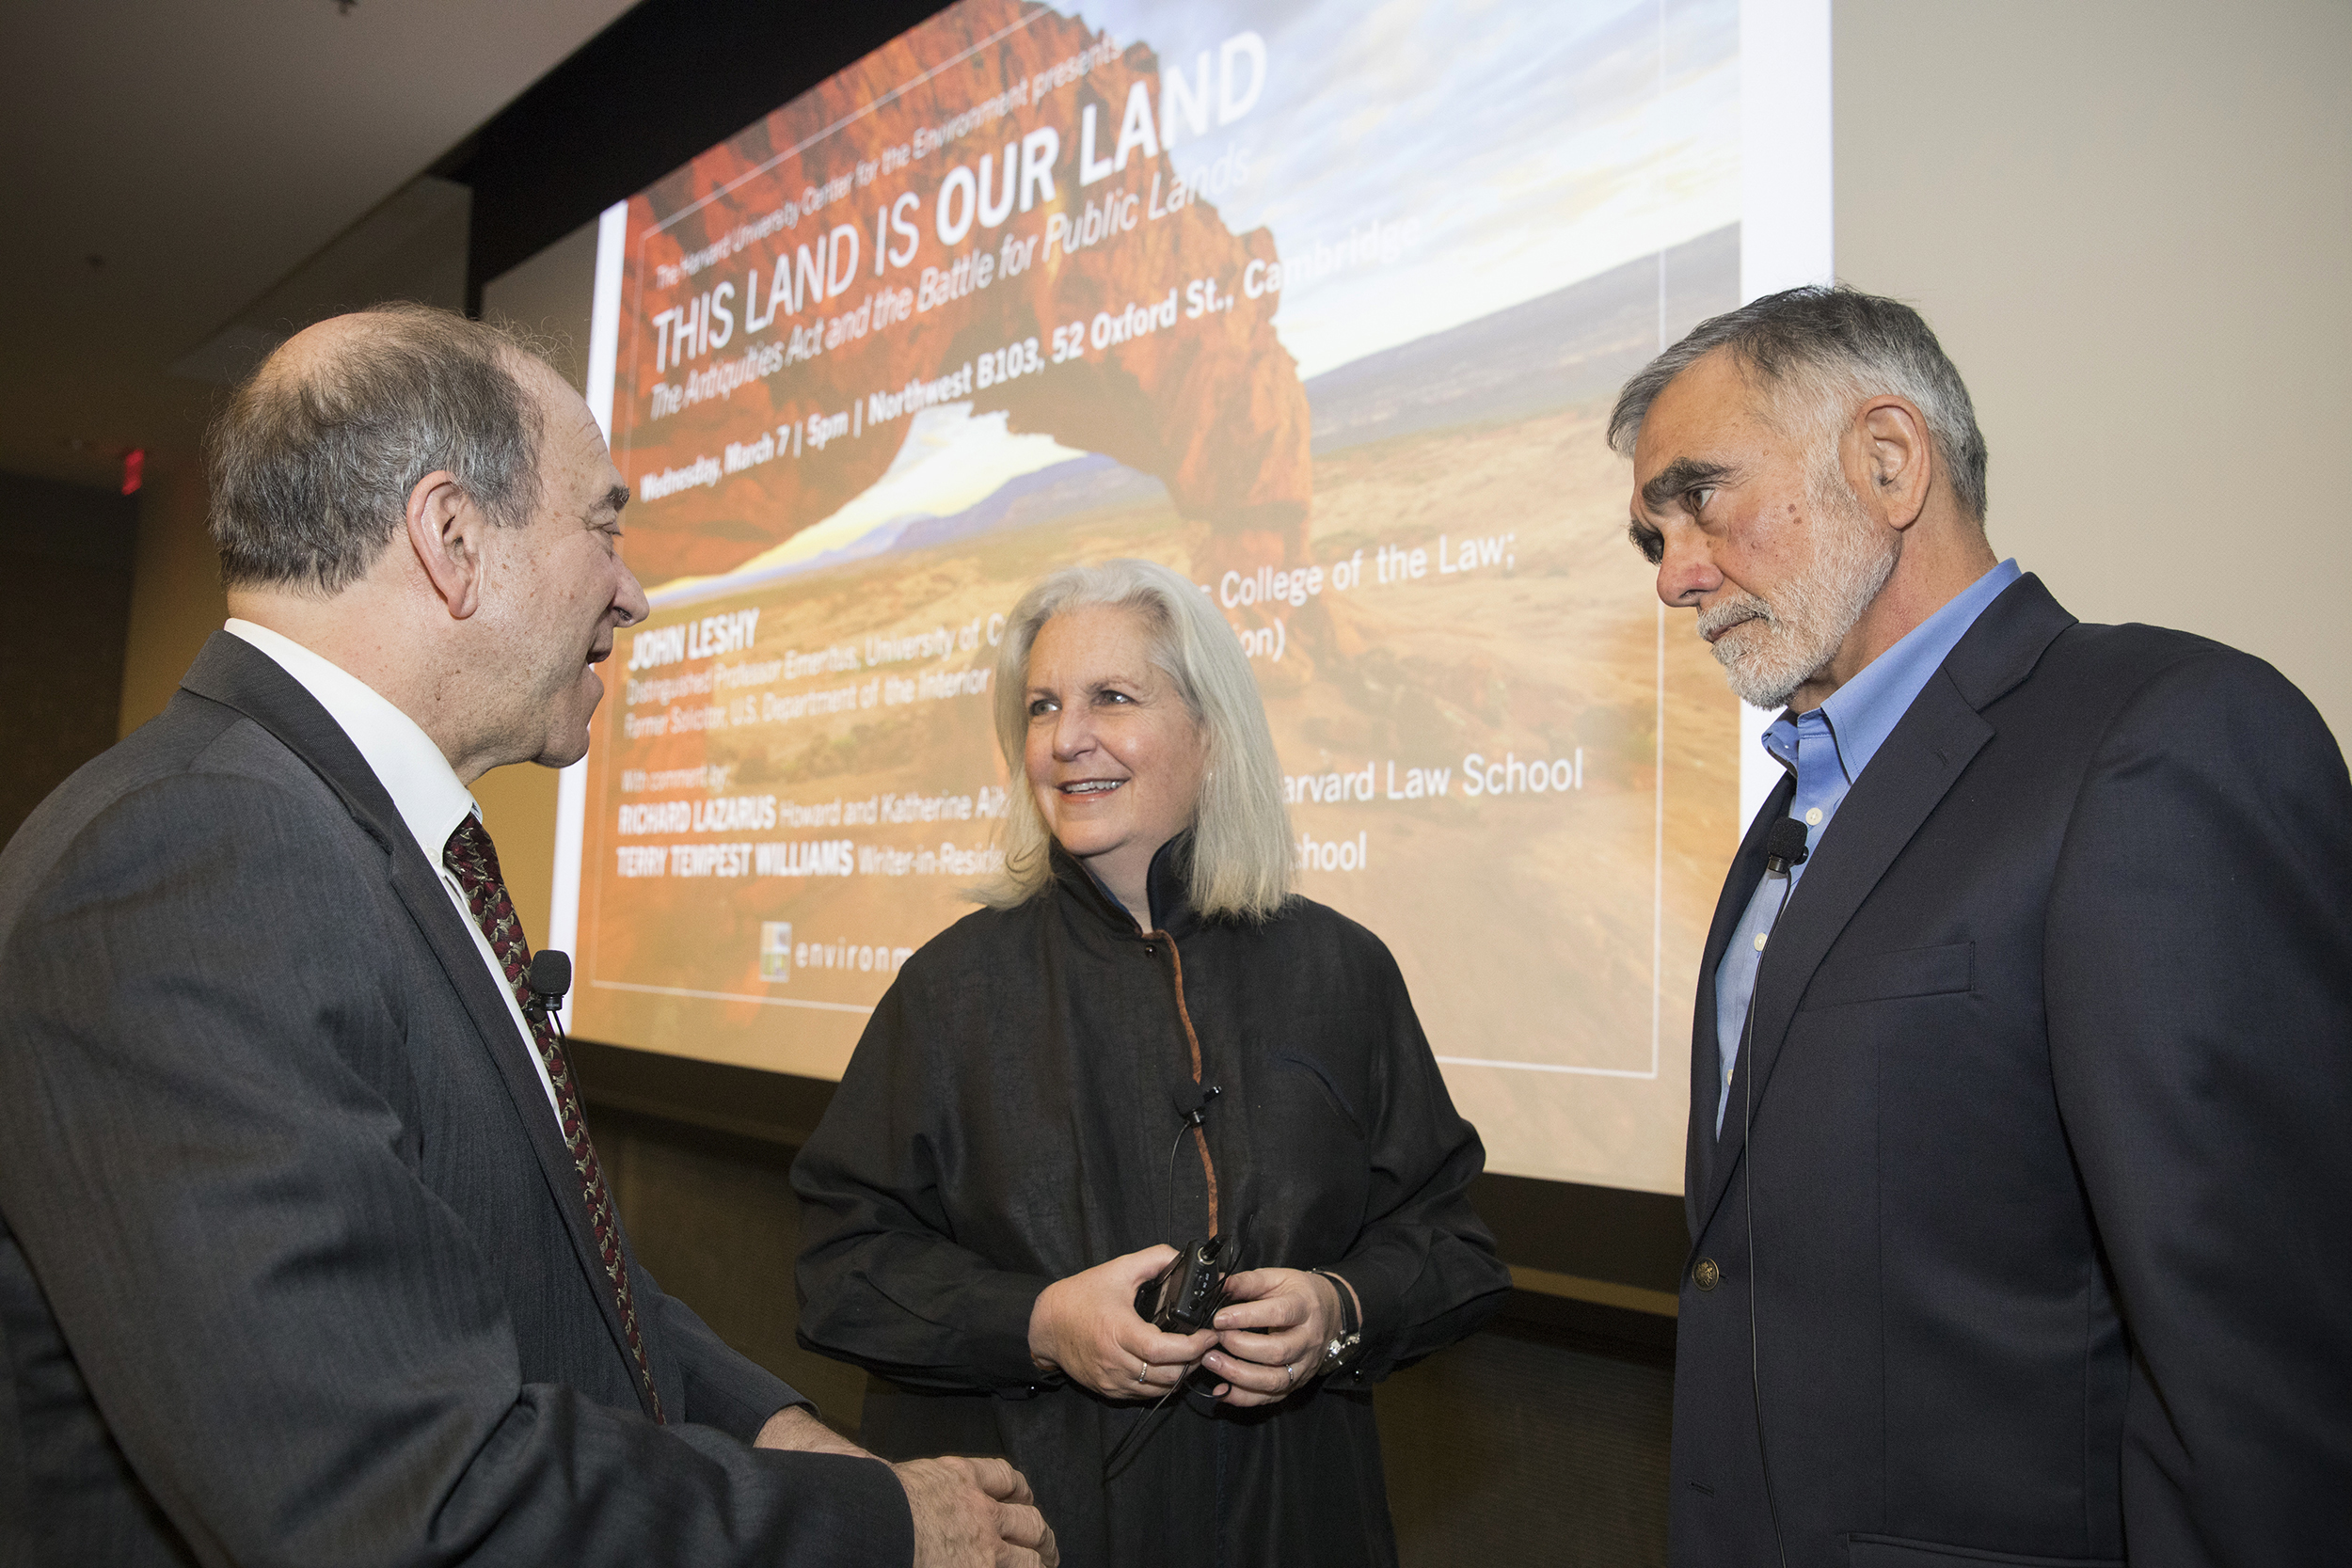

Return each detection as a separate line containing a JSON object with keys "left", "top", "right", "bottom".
{"left": 897, "top": 1455, "right": 1058, "bottom": 1568}
{"left": 754, "top": 1405, "right": 870, "bottom": 1458}
{"left": 758, "top": 1411, "right": 1051, "bottom": 1563}
{"left": 1025, "top": 1244, "right": 1217, "bottom": 1400}
{"left": 1201, "top": 1267, "right": 1343, "bottom": 1409}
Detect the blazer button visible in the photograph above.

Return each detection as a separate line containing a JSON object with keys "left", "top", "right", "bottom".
{"left": 1692, "top": 1257, "right": 1721, "bottom": 1291}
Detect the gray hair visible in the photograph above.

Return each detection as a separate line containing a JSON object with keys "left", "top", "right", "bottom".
{"left": 979, "top": 559, "right": 1295, "bottom": 922}
{"left": 1607, "top": 285, "right": 1989, "bottom": 522}
{"left": 207, "top": 303, "right": 547, "bottom": 594}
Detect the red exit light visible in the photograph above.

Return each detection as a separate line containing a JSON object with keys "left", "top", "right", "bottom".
{"left": 121, "top": 448, "right": 144, "bottom": 496}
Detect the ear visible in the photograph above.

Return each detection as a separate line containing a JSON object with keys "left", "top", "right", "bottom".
{"left": 404, "top": 469, "right": 486, "bottom": 620}
{"left": 1852, "top": 395, "right": 1933, "bottom": 531}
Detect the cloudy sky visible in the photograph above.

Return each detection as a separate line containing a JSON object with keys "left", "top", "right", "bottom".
{"left": 1074, "top": 0, "right": 1740, "bottom": 377}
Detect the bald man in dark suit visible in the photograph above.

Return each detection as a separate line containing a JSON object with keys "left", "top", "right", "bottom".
{"left": 0, "top": 305, "right": 1055, "bottom": 1567}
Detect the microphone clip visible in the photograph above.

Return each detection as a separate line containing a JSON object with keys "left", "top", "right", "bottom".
{"left": 522, "top": 949, "right": 572, "bottom": 1035}
{"left": 1763, "top": 817, "right": 1811, "bottom": 877}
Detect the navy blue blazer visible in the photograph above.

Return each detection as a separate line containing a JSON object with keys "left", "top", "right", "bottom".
{"left": 1671, "top": 575, "right": 2352, "bottom": 1566}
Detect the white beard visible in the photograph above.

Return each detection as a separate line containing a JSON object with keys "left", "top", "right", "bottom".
{"left": 1699, "top": 465, "right": 1897, "bottom": 710}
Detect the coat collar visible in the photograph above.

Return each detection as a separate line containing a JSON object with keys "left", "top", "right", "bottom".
{"left": 1049, "top": 832, "right": 1200, "bottom": 938}
{"left": 1688, "top": 575, "right": 2076, "bottom": 1246}
{"left": 180, "top": 630, "right": 406, "bottom": 854}
{"left": 179, "top": 631, "right": 659, "bottom": 1415}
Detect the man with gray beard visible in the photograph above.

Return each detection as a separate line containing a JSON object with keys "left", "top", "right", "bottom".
{"left": 1611, "top": 285, "right": 2351, "bottom": 1566}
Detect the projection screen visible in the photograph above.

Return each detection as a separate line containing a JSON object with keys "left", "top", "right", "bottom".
{"left": 551, "top": 0, "right": 1830, "bottom": 1193}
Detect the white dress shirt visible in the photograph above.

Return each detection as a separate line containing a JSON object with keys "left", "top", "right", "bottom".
{"left": 223, "top": 619, "right": 563, "bottom": 1120}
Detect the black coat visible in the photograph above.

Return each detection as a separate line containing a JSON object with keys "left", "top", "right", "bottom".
{"left": 1672, "top": 576, "right": 2352, "bottom": 1565}
{"left": 792, "top": 840, "right": 1511, "bottom": 1568}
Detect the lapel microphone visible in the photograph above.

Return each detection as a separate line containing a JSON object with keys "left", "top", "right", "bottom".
{"left": 524, "top": 950, "right": 572, "bottom": 1035}
{"left": 1763, "top": 816, "right": 1811, "bottom": 876}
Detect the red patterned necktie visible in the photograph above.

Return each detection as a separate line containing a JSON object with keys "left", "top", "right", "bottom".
{"left": 442, "top": 814, "right": 664, "bottom": 1423}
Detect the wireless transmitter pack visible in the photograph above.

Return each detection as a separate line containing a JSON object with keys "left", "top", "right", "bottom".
{"left": 1103, "top": 1233, "right": 1238, "bottom": 1476}
{"left": 1135, "top": 1235, "right": 1233, "bottom": 1336}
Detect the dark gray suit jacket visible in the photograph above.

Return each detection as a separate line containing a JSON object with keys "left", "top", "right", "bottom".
{"left": 1671, "top": 576, "right": 2352, "bottom": 1566}
{"left": 0, "top": 633, "right": 911, "bottom": 1565}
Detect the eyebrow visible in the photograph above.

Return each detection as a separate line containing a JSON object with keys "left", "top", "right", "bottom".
{"left": 1639, "top": 457, "right": 1735, "bottom": 515}
{"left": 1026, "top": 674, "right": 1144, "bottom": 701}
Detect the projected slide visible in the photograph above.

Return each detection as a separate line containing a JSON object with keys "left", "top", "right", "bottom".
{"left": 568, "top": 0, "right": 1776, "bottom": 1193}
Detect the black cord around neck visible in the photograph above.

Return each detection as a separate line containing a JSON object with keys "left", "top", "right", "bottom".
{"left": 1743, "top": 867, "right": 1797, "bottom": 1568}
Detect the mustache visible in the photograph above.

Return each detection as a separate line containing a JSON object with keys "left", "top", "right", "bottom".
{"left": 1696, "top": 593, "right": 1774, "bottom": 642}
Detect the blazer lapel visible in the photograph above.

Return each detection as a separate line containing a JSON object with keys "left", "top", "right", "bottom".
{"left": 180, "top": 633, "right": 649, "bottom": 1402}
{"left": 1691, "top": 673, "right": 1992, "bottom": 1240}
{"left": 1688, "top": 774, "right": 1793, "bottom": 1240}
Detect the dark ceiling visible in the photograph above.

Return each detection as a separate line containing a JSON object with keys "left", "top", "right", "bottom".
{"left": 0, "top": 0, "right": 644, "bottom": 491}
{"left": 0, "top": 0, "right": 946, "bottom": 498}
{"left": 450, "top": 0, "right": 954, "bottom": 314}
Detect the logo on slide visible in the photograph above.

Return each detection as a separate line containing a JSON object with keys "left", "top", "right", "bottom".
{"left": 759, "top": 922, "right": 792, "bottom": 982}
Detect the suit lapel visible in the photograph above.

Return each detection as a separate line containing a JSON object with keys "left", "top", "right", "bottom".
{"left": 1688, "top": 774, "right": 1792, "bottom": 1240}
{"left": 180, "top": 634, "right": 647, "bottom": 1399}
{"left": 1690, "top": 576, "right": 2076, "bottom": 1243}
{"left": 1691, "top": 672, "right": 1992, "bottom": 1240}
{"left": 376, "top": 863, "right": 645, "bottom": 1391}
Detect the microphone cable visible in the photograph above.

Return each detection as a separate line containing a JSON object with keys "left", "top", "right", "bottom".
{"left": 1107, "top": 1086, "right": 1227, "bottom": 1482}
{"left": 1742, "top": 816, "right": 1810, "bottom": 1568}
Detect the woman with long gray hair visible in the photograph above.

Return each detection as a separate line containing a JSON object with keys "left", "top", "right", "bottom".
{"left": 792, "top": 558, "right": 1510, "bottom": 1567}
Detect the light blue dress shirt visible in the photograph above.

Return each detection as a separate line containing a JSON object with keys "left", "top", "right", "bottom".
{"left": 1711, "top": 559, "right": 2023, "bottom": 1133}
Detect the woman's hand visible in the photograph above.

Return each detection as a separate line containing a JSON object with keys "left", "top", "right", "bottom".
{"left": 1201, "top": 1267, "right": 1343, "bottom": 1408}
{"left": 1026, "top": 1245, "right": 1217, "bottom": 1401}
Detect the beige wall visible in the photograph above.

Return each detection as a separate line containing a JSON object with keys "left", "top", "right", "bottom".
{"left": 1835, "top": 0, "right": 2352, "bottom": 741}
{"left": 481, "top": 216, "right": 598, "bottom": 392}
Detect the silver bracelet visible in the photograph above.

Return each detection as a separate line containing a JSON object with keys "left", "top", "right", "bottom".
{"left": 1309, "top": 1268, "right": 1362, "bottom": 1376}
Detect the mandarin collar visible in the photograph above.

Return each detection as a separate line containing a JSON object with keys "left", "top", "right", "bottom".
{"left": 1049, "top": 832, "right": 1198, "bottom": 937}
